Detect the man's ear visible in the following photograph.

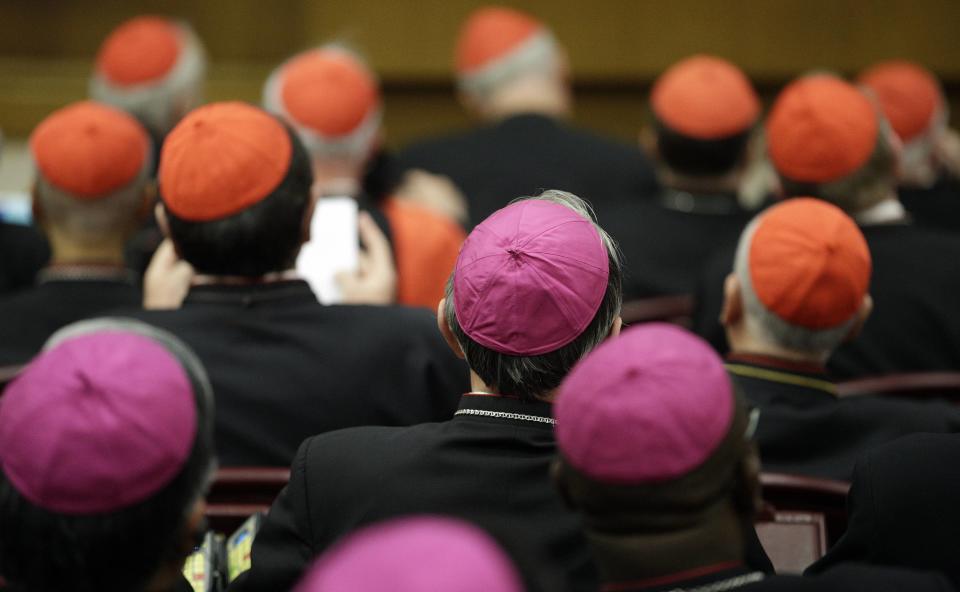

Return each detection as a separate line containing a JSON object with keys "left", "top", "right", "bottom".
{"left": 155, "top": 203, "right": 171, "bottom": 238}
{"left": 843, "top": 294, "right": 873, "bottom": 343}
{"left": 608, "top": 316, "right": 623, "bottom": 339}
{"left": 181, "top": 498, "right": 207, "bottom": 554}
{"left": 437, "top": 298, "right": 465, "bottom": 359}
{"left": 550, "top": 458, "right": 578, "bottom": 510}
{"left": 137, "top": 182, "right": 157, "bottom": 224}
{"left": 720, "top": 273, "right": 744, "bottom": 328}
{"left": 31, "top": 182, "right": 46, "bottom": 228}
{"left": 301, "top": 194, "right": 318, "bottom": 245}
{"left": 639, "top": 126, "right": 658, "bottom": 158}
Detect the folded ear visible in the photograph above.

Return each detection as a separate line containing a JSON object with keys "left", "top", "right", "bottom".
{"left": 843, "top": 294, "right": 873, "bottom": 343}
{"left": 437, "top": 298, "right": 465, "bottom": 359}
{"left": 720, "top": 273, "right": 744, "bottom": 328}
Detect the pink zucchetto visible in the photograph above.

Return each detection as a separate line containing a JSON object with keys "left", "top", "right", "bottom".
{"left": 555, "top": 323, "right": 734, "bottom": 484}
{"left": 453, "top": 199, "right": 609, "bottom": 356}
{"left": 0, "top": 331, "right": 197, "bottom": 514}
{"left": 293, "top": 516, "right": 525, "bottom": 592}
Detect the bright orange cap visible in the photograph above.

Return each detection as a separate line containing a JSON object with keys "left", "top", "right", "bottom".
{"left": 766, "top": 76, "right": 879, "bottom": 184}
{"left": 749, "top": 198, "right": 871, "bottom": 329}
{"left": 859, "top": 60, "right": 943, "bottom": 142}
{"left": 279, "top": 49, "right": 380, "bottom": 137}
{"left": 159, "top": 102, "right": 292, "bottom": 222}
{"left": 455, "top": 6, "right": 543, "bottom": 74}
{"left": 96, "top": 16, "right": 183, "bottom": 86}
{"left": 30, "top": 101, "right": 149, "bottom": 199}
{"left": 652, "top": 55, "right": 760, "bottom": 140}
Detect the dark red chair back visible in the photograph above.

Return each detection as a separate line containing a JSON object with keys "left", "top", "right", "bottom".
{"left": 206, "top": 467, "right": 290, "bottom": 533}
{"left": 837, "top": 372, "right": 960, "bottom": 403}
{"left": 620, "top": 294, "right": 695, "bottom": 328}
{"left": 760, "top": 472, "right": 849, "bottom": 546}
{"left": 755, "top": 510, "right": 827, "bottom": 574}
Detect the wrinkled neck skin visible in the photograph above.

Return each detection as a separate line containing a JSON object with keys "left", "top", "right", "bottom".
{"left": 658, "top": 167, "right": 742, "bottom": 196}
{"left": 480, "top": 75, "right": 572, "bottom": 122}
{"left": 584, "top": 504, "right": 746, "bottom": 585}
{"left": 726, "top": 320, "right": 828, "bottom": 365}
{"left": 45, "top": 227, "right": 127, "bottom": 266}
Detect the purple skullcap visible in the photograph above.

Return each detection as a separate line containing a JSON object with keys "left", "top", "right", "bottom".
{"left": 0, "top": 331, "right": 197, "bottom": 514}
{"left": 454, "top": 199, "right": 609, "bottom": 355}
{"left": 294, "top": 516, "right": 525, "bottom": 592}
{"left": 555, "top": 323, "right": 734, "bottom": 484}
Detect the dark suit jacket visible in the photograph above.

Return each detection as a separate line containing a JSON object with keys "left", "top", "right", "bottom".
{"left": 608, "top": 564, "right": 953, "bottom": 592}
{"left": 230, "top": 393, "right": 595, "bottom": 592}
{"left": 118, "top": 280, "right": 468, "bottom": 466}
{"left": 600, "top": 192, "right": 754, "bottom": 298}
{"left": 0, "top": 275, "right": 140, "bottom": 365}
{"left": 694, "top": 222, "right": 960, "bottom": 379}
{"left": 808, "top": 433, "right": 960, "bottom": 588}
{"left": 900, "top": 176, "right": 960, "bottom": 234}
{"left": 396, "top": 113, "right": 658, "bottom": 227}
{"left": 0, "top": 223, "right": 49, "bottom": 296}
{"left": 727, "top": 355, "right": 960, "bottom": 481}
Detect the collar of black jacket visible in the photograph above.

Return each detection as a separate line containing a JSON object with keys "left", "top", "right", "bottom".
{"left": 454, "top": 393, "right": 556, "bottom": 428}
{"left": 725, "top": 353, "right": 837, "bottom": 399}
{"left": 183, "top": 279, "right": 317, "bottom": 307}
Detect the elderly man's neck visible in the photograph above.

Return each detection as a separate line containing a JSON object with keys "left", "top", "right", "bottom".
{"left": 46, "top": 232, "right": 127, "bottom": 266}
{"left": 726, "top": 324, "right": 829, "bottom": 365}
{"left": 479, "top": 76, "right": 571, "bottom": 122}
{"left": 469, "top": 372, "right": 557, "bottom": 402}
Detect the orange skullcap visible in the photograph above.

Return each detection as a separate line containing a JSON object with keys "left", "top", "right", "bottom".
{"left": 766, "top": 76, "right": 879, "bottom": 184}
{"left": 30, "top": 101, "right": 149, "bottom": 199}
{"left": 455, "top": 6, "right": 544, "bottom": 74}
{"left": 278, "top": 48, "right": 380, "bottom": 137}
{"left": 652, "top": 55, "right": 760, "bottom": 140}
{"left": 859, "top": 60, "right": 943, "bottom": 142}
{"left": 159, "top": 102, "right": 292, "bottom": 222}
{"left": 96, "top": 16, "right": 184, "bottom": 86}
{"left": 748, "top": 198, "right": 871, "bottom": 329}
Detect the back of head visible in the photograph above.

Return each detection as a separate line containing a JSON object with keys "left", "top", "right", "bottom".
{"left": 90, "top": 16, "right": 207, "bottom": 136}
{"left": 30, "top": 100, "right": 151, "bottom": 244}
{"left": 443, "top": 189, "right": 622, "bottom": 401}
{"left": 454, "top": 6, "right": 561, "bottom": 105}
{"left": 859, "top": 60, "right": 947, "bottom": 187}
{"left": 734, "top": 198, "right": 872, "bottom": 355}
{"left": 766, "top": 74, "right": 897, "bottom": 213}
{"left": 264, "top": 45, "right": 382, "bottom": 165}
{"left": 553, "top": 324, "right": 753, "bottom": 527}
{"left": 159, "top": 101, "right": 314, "bottom": 276}
{"left": 0, "top": 318, "right": 214, "bottom": 592}
{"left": 294, "top": 516, "right": 524, "bottom": 592}
{"left": 650, "top": 54, "right": 760, "bottom": 177}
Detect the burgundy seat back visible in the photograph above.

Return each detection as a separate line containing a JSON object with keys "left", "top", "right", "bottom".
{"left": 755, "top": 509, "right": 827, "bottom": 574}
{"left": 620, "top": 294, "right": 695, "bottom": 328}
{"left": 837, "top": 372, "right": 960, "bottom": 403}
{"left": 760, "top": 472, "right": 849, "bottom": 546}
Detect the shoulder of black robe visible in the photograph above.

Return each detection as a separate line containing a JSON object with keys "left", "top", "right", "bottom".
{"left": 0, "top": 222, "right": 49, "bottom": 295}
{"left": 691, "top": 244, "right": 736, "bottom": 353}
{"left": 731, "top": 366, "right": 960, "bottom": 480}
{"left": 0, "top": 279, "right": 141, "bottom": 365}
{"left": 745, "top": 564, "right": 955, "bottom": 592}
{"left": 807, "top": 433, "right": 960, "bottom": 589}
{"left": 116, "top": 285, "right": 467, "bottom": 466}
{"left": 899, "top": 175, "right": 960, "bottom": 234}
{"left": 395, "top": 114, "right": 658, "bottom": 228}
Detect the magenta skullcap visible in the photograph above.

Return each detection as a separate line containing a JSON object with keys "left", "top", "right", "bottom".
{"left": 555, "top": 323, "right": 734, "bottom": 484}
{"left": 0, "top": 331, "right": 197, "bottom": 514}
{"left": 294, "top": 516, "right": 525, "bottom": 592}
{"left": 454, "top": 199, "right": 609, "bottom": 355}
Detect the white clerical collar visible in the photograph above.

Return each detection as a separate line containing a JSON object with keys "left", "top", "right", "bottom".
{"left": 854, "top": 198, "right": 908, "bottom": 226}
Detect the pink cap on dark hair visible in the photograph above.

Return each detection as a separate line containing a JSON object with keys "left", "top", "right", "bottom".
{"left": 0, "top": 332, "right": 197, "bottom": 514}
{"left": 555, "top": 324, "right": 734, "bottom": 484}
{"left": 453, "top": 199, "right": 609, "bottom": 356}
{"left": 294, "top": 516, "right": 524, "bottom": 592}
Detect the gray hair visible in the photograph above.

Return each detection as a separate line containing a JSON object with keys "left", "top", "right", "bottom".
{"left": 35, "top": 161, "right": 149, "bottom": 244}
{"left": 734, "top": 216, "right": 857, "bottom": 355}
{"left": 457, "top": 30, "right": 561, "bottom": 103}
{"left": 89, "top": 22, "right": 206, "bottom": 136}
{"left": 777, "top": 120, "right": 898, "bottom": 214}
{"left": 444, "top": 189, "right": 622, "bottom": 401}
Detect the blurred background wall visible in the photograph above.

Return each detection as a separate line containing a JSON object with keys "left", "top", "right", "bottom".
{"left": 0, "top": 0, "right": 958, "bottom": 189}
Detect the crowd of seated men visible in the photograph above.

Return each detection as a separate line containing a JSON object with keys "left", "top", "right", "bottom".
{"left": 1, "top": 5, "right": 959, "bottom": 592}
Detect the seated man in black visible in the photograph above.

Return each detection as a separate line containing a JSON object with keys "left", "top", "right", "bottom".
{"left": 603, "top": 54, "right": 761, "bottom": 298}
{"left": 0, "top": 318, "right": 214, "bottom": 592}
{"left": 0, "top": 101, "right": 147, "bottom": 365}
{"left": 552, "top": 323, "right": 953, "bottom": 592}
{"left": 232, "top": 190, "right": 625, "bottom": 592}
{"left": 859, "top": 60, "right": 960, "bottom": 235}
{"left": 808, "top": 433, "right": 960, "bottom": 589}
{"left": 720, "top": 197, "right": 960, "bottom": 480}
{"left": 396, "top": 6, "right": 656, "bottom": 227}
{"left": 0, "top": 220, "right": 48, "bottom": 296}
{"left": 695, "top": 74, "right": 960, "bottom": 378}
{"left": 121, "top": 102, "right": 467, "bottom": 466}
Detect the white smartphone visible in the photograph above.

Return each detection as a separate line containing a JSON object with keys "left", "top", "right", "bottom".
{"left": 296, "top": 196, "right": 359, "bottom": 304}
